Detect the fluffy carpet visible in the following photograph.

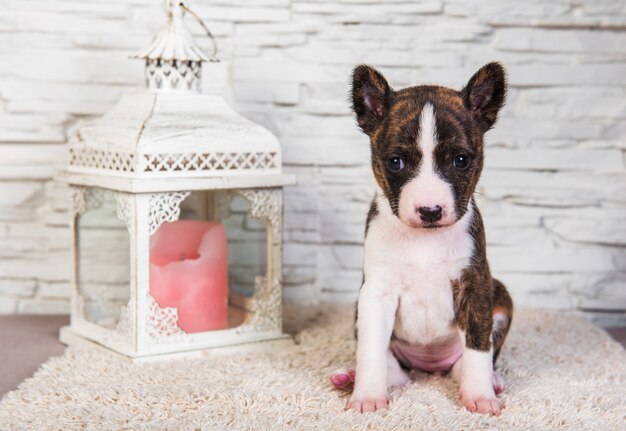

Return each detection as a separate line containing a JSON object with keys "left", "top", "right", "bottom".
{"left": 0, "top": 304, "right": 624, "bottom": 430}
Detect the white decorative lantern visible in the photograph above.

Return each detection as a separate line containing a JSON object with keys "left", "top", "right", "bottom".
{"left": 58, "top": 0, "right": 296, "bottom": 360}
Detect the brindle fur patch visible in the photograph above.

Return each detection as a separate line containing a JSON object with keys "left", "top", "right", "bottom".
{"left": 492, "top": 278, "right": 514, "bottom": 362}
{"left": 452, "top": 201, "right": 495, "bottom": 352}
{"left": 365, "top": 197, "right": 378, "bottom": 235}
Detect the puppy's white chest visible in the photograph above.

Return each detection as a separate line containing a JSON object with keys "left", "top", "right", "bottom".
{"left": 393, "top": 261, "right": 458, "bottom": 345}
{"left": 365, "top": 212, "right": 474, "bottom": 346}
{"left": 394, "top": 240, "right": 468, "bottom": 345}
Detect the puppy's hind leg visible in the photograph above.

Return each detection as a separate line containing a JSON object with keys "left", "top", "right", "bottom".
{"left": 491, "top": 278, "right": 513, "bottom": 395}
{"left": 491, "top": 278, "right": 513, "bottom": 364}
{"left": 451, "top": 278, "right": 513, "bottom": 399}
{"left": 330, "top": 368, "right": 355, "bottom": 391}
{"left": 387, "top": 348, "right": 410, "bottom": 388}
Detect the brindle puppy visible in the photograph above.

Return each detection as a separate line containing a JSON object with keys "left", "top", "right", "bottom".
{"left": 331, "top": 63, "right": 513, "bottom": 416}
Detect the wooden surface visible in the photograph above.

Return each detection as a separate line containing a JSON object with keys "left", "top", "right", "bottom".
{"left": 0, "top": 315, "right": 69, "bottom": 398}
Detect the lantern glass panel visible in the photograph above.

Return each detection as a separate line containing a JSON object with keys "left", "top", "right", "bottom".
{"left": 148, "top": 191, "right": 267, "bottom": 334}
{"left": 223, "top": 195, "right": 267, "bottom": 299}
{"left": 76, "top": 189, "right": 131, "bottom": 328}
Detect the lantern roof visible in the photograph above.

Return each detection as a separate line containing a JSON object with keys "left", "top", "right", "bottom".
{"left": 132, "top": 1, "right": 210, "bottom": 63}
{"left": 61, "top": 0, "right": 294, "bottom": 193}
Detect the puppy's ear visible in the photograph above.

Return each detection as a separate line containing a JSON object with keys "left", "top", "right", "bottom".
{"left": 351, "top": 65, "right": 393, "bottom": 135}
{"left": 461, "top": 62, "right": 507, "bottom": 133}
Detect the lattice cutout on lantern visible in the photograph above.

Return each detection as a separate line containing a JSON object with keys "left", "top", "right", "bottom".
{"left": 148, "top": 191, "right": 191, "bottom": 235}
{"left": 145, "top": 59, "right": 201, "bottom": 91}
{"left": 72, "top": 290, "right": 135, "bottom": 347}
{"left": 114, "top": 298, "right": 136, "bottom": 342}
{"left": 141, "top": 151, "right": 278, "bottom": 173}
{"left": 234, "top": 189, "right": 284, "bottom": 333}
{"left": 237, "top": 276, "right": 282, "bottom": 334}
{"left": 69, "top": 148, "right": 135, "bottom": 173}
{"left": 146, "top": 294, "right": 190, "bottom": 343}
{"left": 114, "top": 193, "right": 135, "bottom": 234}
{"left": 239, "top": 189, "right": 282, "bottom": 229}
{"left": 70, "top": 187, "right": 105, "bottom": 215}
{"left": 69, "top": 148, "right": 279, "bottom": 175}
{"left": 97, "top": 298, "right": 136, "bottom": 347}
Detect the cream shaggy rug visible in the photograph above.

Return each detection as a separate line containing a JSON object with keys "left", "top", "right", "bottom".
{"left": 0, "top": 305, "right": 624, "bottom": 430}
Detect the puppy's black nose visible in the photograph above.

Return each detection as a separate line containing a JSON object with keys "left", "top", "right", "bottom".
{"left": 418, "top": 205, "right": 443, "bottom": 223}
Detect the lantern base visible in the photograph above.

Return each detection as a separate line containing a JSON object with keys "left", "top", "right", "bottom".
{"left": 59, "top": 326, "right": 294, "bottom": 363}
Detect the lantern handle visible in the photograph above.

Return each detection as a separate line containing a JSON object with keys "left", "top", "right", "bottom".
{"left": 178, "top": 1, "right": 219, "bottom": 62}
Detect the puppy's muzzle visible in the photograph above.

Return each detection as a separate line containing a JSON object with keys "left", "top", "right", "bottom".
{"left": 417, "top": 205, "right": 443, "bottom": 223}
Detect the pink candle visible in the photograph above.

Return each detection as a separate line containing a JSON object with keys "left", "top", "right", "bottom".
{"left": 149, "top": 220, "right": 228, "bottom": 333}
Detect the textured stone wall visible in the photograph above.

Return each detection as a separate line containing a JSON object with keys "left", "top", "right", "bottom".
{"left": 0, "top": 0, "right": 625, "bottom": 325}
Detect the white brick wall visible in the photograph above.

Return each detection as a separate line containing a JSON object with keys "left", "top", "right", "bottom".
{"left": 0, "top": 0, "right": 625, "bottom": 325}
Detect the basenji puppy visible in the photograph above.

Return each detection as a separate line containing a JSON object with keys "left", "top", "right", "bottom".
{"left": 331, "top": 62, "right": 514, "bottom": 416}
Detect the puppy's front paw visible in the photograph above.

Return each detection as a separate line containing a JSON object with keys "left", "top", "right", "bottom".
{"left": 461, "top": 391, "right": 501, "bottom": 416}
{"left": 346, "top": 396, "right": 388, "bottom": 413}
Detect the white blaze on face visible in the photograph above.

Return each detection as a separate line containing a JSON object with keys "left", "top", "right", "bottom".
{"left": 398, "top": 103, "right": 456, "bottom": 226}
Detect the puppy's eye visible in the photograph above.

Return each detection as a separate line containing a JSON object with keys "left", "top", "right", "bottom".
{"left": 387, "top": 157, "right": 405, "bottom": 172}
{"left": 453, "top": 154, "right": 471, "bottom": 170}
